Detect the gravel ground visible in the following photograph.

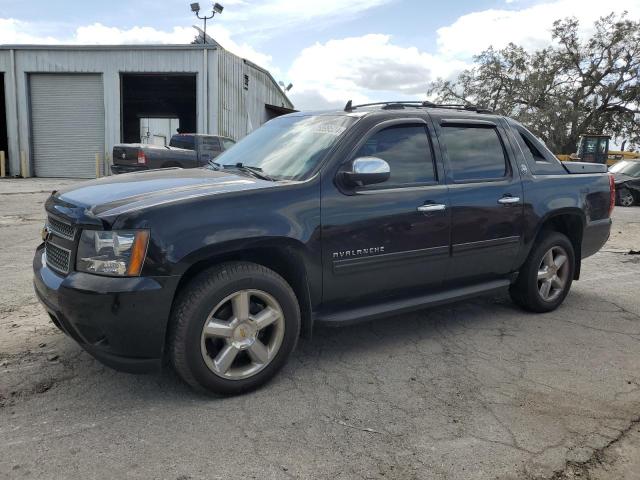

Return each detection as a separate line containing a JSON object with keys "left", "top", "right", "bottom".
{"left": 0, "top": 178, "right": 639, "bottom": 480}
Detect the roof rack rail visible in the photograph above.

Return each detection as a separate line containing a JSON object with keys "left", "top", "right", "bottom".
{"left": 344, "top": 100, "right": 422, "bottom": 111}
{"left": 343, "top": 100, "right": 493, "bottom": 114}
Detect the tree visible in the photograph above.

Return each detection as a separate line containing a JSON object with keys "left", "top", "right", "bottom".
{"left": 427, "top": 13, "right": 640, "bottom": 154}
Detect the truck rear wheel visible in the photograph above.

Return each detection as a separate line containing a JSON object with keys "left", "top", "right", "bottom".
{"left": 169, "top": 262, "right": 300, "bottom": 395}
{"left": 510, "top": 232, "right": 575, "bottom": 313}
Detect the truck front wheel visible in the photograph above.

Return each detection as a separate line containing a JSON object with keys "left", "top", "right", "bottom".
{"left": 617, "top": 187, "right": 635, "bottom": 207}
{"left": 510, "top": 232, "right": 575, "bottom": 313}
{"left": 169, "top": 262, "right": 300, "bottom": 395}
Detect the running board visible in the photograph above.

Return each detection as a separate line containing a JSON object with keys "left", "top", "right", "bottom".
{"left": 314, "top": 279, "right": 511, "bottom": 326}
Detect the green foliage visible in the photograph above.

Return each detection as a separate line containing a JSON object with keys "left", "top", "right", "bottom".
{"left": 427, "top": 13, "right": 640, "bottom": 154}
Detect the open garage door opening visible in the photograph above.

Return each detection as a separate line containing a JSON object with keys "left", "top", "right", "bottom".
{"left": 0, "top": 73, "right": 8, "bottom": 175}
{"left": 121, "top": 74, "right": 197, "bottom": 144}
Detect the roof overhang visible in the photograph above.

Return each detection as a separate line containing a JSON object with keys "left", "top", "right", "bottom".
{"left": 265, "top": 104, "right": 297, "bottom": 115}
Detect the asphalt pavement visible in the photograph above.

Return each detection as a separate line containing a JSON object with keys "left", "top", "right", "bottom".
{"left": 1, "top": 178, "right": 638, "bottom": 480}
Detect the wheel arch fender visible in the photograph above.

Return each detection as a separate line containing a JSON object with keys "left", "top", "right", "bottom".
{"left": 530, "top": 208, "right": 585, "bottom": 280}
{"left": 170, "top": 237, "right": 316, "bottom": 343}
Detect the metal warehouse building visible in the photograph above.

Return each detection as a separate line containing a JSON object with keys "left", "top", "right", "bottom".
{"left": 0, "top": 44, "right": 294, "bottom": 178}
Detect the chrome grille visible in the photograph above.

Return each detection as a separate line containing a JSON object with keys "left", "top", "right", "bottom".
{"left": 45, "top": 242, "right": 71, "bottom": 274}
{"left": 47, "top": 216, "right": 76, "bottom": 240}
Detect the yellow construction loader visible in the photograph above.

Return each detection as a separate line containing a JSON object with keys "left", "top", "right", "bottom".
{"left": 556, "top": 134, "right": 640, "bottom": 166}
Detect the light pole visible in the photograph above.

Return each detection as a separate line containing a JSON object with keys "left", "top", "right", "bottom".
{"left": 190, "top": 2, "right": 224, "bottom": 44}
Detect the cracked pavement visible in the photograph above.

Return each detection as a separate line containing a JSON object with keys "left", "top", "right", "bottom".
{"left": 1, "top": 178, "right": 639, "bottom": 480}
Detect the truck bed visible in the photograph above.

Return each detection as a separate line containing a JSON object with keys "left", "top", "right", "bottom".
{"left": 562, "top": 161, "right": 608, "bottom": 174}
{"left": 112, "top": 144, "right": 197, "bottom": 173}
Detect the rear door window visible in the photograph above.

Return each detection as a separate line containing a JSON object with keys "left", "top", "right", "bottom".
{"left": 440, "top": 126, "right": 508, "bottom": 182}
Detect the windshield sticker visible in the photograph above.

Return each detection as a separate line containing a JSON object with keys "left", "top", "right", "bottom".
{"left": 310, "top": 124, "right": 347, "bottom": 136}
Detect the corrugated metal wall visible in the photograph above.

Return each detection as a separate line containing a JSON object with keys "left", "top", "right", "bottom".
{"left": 217, "top": 49, "right": 294, "bottom": 140}
{"left": 0, "top": 45, "right": 292, "bottom": 177}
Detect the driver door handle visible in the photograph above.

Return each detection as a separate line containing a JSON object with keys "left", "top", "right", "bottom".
{"left": 417, "top": 203, "right": 446, "bottom": 212}
{"left": 498, "top": 196, "right": 521, "bottom": 204}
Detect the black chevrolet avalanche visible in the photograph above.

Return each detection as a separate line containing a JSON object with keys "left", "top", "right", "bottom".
{"left": 34, "top": 102, "right": 614, "bottom": 395}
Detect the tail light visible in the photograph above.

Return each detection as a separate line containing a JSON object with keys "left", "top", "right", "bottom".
{"left": 137, "top": 150, "right": 147, "bottom": 165}
{"left": 608, "top": 173, "right": 615, "bottom": 216}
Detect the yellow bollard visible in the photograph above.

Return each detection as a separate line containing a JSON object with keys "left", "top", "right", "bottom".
{"left": 95, "top": 153, "right": 101, "bottom": 179}
{"left": 0, "top": 151, "right": 5, "bottom": 178}
{"left": 20, "top": 151, "right": 29, "bottom": 178}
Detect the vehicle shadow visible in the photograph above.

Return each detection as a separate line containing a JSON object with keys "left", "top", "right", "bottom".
{"left": 54, "top": 292, "right": 524, "bottom": 404}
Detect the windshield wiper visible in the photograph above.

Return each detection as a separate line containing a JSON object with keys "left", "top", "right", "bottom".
{"left": 208, "top": 160, "right": 223, "bottom": 170}
{"left": 224, "top": 163, "right": 275, "bottom": 181}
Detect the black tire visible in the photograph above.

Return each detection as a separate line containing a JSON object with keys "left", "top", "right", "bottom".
{"left": 616, "top": 187, "right": 635, "bottom": 207}
{"left": 169, "top": 262, "right": 300, "bottom": 395}
{"left": 510, "top": 231, "right": 575, "bottom": 313}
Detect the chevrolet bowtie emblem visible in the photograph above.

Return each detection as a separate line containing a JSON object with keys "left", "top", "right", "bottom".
{"left": 41, "top": 225, "right": 50, "bottom": 242}
{"left": 239, "top": 327, "right": 246, "bottom": 338}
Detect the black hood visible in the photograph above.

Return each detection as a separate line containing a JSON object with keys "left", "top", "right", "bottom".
{"left": 50, "top": 168, "right": 276, "bottom": 219}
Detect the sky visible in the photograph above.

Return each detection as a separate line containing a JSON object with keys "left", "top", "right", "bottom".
{"left": 0, "top": 0, "right": 638, "bottom": 110}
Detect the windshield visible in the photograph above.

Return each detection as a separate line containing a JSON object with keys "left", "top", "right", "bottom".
{"left": 208, "top": 115, "right": 356, "bottom": 180}
{"left": 610, "top": 160, "right": 640, "bottom": 177}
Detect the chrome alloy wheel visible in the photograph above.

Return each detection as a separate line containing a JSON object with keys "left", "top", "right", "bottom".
{"left": 537, "top": 246, "right": 570, "bottom": 302}
{"left": 200, "top": 289, "right": 285, "bottom": 380}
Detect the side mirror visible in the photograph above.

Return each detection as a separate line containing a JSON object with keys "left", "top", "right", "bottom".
{"left": 343, "top": 157, "right": 390, "bottom": 186}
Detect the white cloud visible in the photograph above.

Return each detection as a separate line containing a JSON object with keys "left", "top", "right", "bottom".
{"left": 0, "top": 18, "right": 61, "bottom": 44}
{"left": 288, "top": 0, "right": 639, "bottom": 109}
{"left": 287, "top": 34, "right": 469, "bottom": 109}
{"left": 74, "top": 23, "right": 194, "bottom": 44}
{"left": 0, "top": 18, "right": 196, "bottom": 45}
{"left": 437, "top": 0, "right": 640, "bottom": 59}
{"left": 3, "top": 0, "right": 638, "bottom": 112}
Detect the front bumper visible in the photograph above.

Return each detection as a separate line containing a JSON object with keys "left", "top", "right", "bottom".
{"left": 33, "top": 245, "right": 180, "bottom": 373}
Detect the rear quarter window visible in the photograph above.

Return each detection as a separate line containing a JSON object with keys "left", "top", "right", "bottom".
{"left": 513, "top": 126, "right": 565, "bottom": 175}
{"left": 440, "top": 126, "right": 508, "bottom": 182}
{"left": 170, "top": 135, "right": 196, "bottom": 150}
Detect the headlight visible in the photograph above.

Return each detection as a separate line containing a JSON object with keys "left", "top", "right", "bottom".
{"left": 77, "top": 230, "right": 150, "bottom": 276}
